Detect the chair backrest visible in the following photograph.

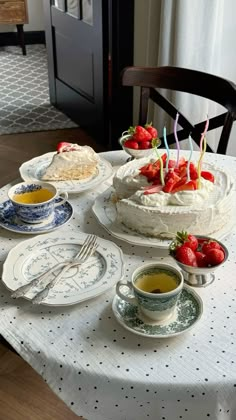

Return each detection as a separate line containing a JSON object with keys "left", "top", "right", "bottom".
{"left": 121, "top": 66, "right": 236, "bottom": 154}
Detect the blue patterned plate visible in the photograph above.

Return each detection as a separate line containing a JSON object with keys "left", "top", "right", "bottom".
{"left": 2, "top": 232, "right": 124, "bottom": 306}
{"left": 112, "top": 286, "right": 203, "bottom": 338}
{"left": 0, "top": 199, "right": 73, "bottom": 234}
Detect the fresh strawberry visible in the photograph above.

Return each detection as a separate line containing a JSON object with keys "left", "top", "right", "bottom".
{"left": 57, "top": 142, "right": 76, "bottom": 152}
{"left": 171, "top": 180, "right": 197, "bottom": 193}
{"left": 160, "top": 153, "right": 167, "bottom": 165}
{"left": 128, "top": 125, "right": 152, "bottom": 142}
{"left": 175, "top": 231, "right": 198, "bottom": 251}
{"left": 178, "top": 157, "right": 187, "bottom": 168}
{"left": 205, "top": 248, "right": 225, "bottom": 266}
{"left": 145, "top": 123, "right": 158, "bottom": 139}
{"left": 165, "top": 169, "right": 180, "bottom": 183}
{"left": 124, "top": 139, "right": 139, "bottom": 149}
{"left": 170, "top": 176, "right": 187, "bottom": 191}
{"left": 139, "top": 154, "right": 167, "bottom": 181}
{"left": 167, "top": 159, "right": 176, "bottom": 169}
{"left": 140, "top": 163, "right": 160, "bottom": 182}
{"left": 201, "top": 171, "right": 215, "bottom": 183}
{"left": 196, "top": 238, "right": 206, "bottom": 246}
{"left": 189, "top": 162, "right": 198, "bottom": 180}
{"left": 202, "top": 240, "right": 221, "bottom": 254}
{"left": 195, "top": 251, "right": 208, "bottom": 267}
{"left": 184, "top": 234, "right": 198, "bottom": 251}
{"left": 163, "top": 172, "right": 181, "bottom": 193}
{"left": 169, "top": 231, "right": 198, "bottom": 263}
{"left": 139, "top": 140, "right": 152, "bottom": 149}
{"left": 178, "top": 166, "right": 187, "bottom": 178}
{"left": 175, "top": 245, "right": 197, "bottom": 266}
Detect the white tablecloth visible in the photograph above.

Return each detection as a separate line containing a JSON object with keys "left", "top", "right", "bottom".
{"left": 0, "top": 150, "right": 236, "bottom": 420}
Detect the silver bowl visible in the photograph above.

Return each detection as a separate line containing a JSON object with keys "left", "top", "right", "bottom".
{"left": 169, "top": 236, "right": 228, "bottom": 287}
{"left": 118, "top": 134, "right": 161, "bottom": 161}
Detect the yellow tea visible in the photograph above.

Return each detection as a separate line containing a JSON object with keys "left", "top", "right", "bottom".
{"left": 13, "top": 188, "right": 54, "bottom": 204}
{"left": 135, "top": 271, "right": 179, "bottom": 294}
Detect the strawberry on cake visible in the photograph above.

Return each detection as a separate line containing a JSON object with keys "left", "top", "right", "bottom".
{"left": 41, "top": 142, "right": 99, "bottom": 181}
{"left": 113, "top": 153, "right": 235, "bottom": 238}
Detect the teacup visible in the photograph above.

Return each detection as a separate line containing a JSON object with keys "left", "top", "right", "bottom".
{"left": 116, "top": 262, "right": 184, "bottom": 322}
{"left": 8, "top": 181, "right": 68, "bottom": 224}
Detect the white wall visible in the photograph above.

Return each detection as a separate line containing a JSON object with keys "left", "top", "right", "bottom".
{"left": 133, "top": 0, "right": 162, "bottom": 124}
{"left": 0, "top": 0, "right": 44, "bottom": 32}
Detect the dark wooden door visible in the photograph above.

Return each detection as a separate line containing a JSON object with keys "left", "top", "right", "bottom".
{"left": 43, "top": 0, "right": 134, "bottom": 148}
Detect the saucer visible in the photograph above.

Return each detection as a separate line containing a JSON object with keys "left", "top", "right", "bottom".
{"left": 112, "top": 286, "right": 203, "bottom": 338}
{"left": 0, "top": 199, "right": 73, "bottom": 234}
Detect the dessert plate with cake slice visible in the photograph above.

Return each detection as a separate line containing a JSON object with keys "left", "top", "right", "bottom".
{"left": 19, "top": 147, "right": 113, "bottom": 194}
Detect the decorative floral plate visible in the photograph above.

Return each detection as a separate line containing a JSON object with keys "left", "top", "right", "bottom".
{"left": 0, "top": 199, "right": 73, "bottom": 234}
{"left": 92, "top": 186, "right": 236, "bottom": 249}
{"left": 112, "top": 286, "right": 203, "bottom": 338}
{"left": 19, "top": 152, "right": 113, "bottom": 194}
{"left": 2, "top": 231, "right": 124, "bottom": 306}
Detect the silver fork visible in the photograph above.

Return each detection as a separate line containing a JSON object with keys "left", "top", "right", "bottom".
{"left": 11, "top": 235, "right": 97, "bottom": 299}
{"left": 31, "top": 239, "right": 98, "bottom": 305}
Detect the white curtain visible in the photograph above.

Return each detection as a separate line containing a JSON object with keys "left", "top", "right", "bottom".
{"left": 134, "top": 0, "right": 236, "bottom": 155}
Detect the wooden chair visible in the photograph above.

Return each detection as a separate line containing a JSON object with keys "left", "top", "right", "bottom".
{"left": 121, "top": 66, "right": 236, "bottom": 154}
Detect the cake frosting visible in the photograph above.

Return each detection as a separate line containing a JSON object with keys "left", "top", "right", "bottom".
{"left": 42, "top": 143, "right": 99, "bottom": 181}
{"left": 113, "top": 155, "right": 235, "bottom": 238}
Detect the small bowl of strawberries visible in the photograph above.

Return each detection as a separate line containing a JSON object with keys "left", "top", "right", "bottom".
{"left": 169, "top": 231, "right": 228, "bottom": 287}
{"left": 119, "top": 123, "right": 161, "bottom": 160}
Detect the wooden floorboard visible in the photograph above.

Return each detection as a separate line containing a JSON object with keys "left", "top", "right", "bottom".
{"left": 0, "top": 127, "right": 105, "bottom": 419}
{"left": 0, "top": 342, "right": 82, "bottom": 420}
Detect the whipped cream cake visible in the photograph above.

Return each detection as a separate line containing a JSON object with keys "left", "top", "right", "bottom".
{"left": 113, "top": 154, "right": 235, "bottom": 238}
{"left": 42, "top": 142, "right": 99, "bottom": 181}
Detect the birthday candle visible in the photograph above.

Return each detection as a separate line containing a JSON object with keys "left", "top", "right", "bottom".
{"left": 163, "top": 126, "right": 170, "bottom": 172}
{"left": 199, "top": 117, "right": 209, "bottom": 155}
{"left": 174, "top": 112, "right": 180, "bottom": 167}
{"left": 186, "top": 134, "right": 193, "bottom": 182}
{"left": 156, "top": 149, "right": 165, "bottom": 186}
{"left": 197, "top": 136, "right": 207, "bottom": 188}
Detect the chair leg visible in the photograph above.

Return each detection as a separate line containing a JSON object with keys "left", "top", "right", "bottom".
{"left": 16, "top": 24, "right": 26, "bottom": 56}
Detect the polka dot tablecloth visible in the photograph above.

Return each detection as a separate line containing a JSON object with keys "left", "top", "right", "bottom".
{"left": 0, "top": 150, "right": 236, "bottom": 420}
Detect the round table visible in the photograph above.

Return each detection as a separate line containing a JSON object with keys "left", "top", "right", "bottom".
{"left": 0, "top": 150, "right": 236, "bottom": 420}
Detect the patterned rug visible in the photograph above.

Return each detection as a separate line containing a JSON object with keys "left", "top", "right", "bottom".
{"left": 0, "top": 44, "right": 78, "bottom": 135}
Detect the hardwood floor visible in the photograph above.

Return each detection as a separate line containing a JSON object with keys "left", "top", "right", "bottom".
{"left": 0, "top": 340, "right": 82, "bottom": 420}
{"left": 0, "top": 127, "right": 106, "bottom": 419}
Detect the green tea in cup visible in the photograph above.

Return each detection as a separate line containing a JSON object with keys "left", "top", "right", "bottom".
{"left": 116, "top": 263, "right": 183, "bottom": 322}
{"left": 8, "top": 181, "right": 68, "bottom": 224}
{"left": 135, "top": 270, "right": 179, "bottom": 294}
{"left": 13, "top": 188, "right": 54, "bottom": 204}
